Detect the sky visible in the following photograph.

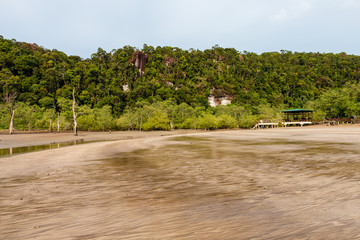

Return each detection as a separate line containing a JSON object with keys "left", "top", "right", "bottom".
{"left": 1, "top": 0, "right": 360, "bottom": 59}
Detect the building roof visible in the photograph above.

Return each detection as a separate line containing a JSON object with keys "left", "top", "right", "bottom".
{"left": 282, "top": 109, "right": 314, "bottom": 113}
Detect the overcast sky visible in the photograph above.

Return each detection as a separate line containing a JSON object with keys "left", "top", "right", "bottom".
{"left": 1, "top": 0, "right": 359, "bottom": 58}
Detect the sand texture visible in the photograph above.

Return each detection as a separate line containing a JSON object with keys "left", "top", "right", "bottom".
{"left": 1, "top": 126, "right": 360, "bottom": 239}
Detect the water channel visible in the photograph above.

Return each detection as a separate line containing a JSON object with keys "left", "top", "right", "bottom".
{"left": 0, "top": 139, "right": 97, "bottom": 157}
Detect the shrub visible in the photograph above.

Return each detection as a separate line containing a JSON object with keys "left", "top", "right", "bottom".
{"left": 142, "top": 111, "right": 170, "bottom": 130}
{"left": 217, "top": 114, "right": 238, "bottom": 129}
{"left": 238, "top": 115, "right": 259, "bottom": 128}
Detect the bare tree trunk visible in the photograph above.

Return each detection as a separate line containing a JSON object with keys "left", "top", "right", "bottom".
{"left": 140, "top": 117, "right": 142, "bottom": 131}
{"left": 4, "top": 86, "right": 17, "bottom": 135}
{"left": 49, "top": 119, "right": 52, "bottom": 132}
{"left": 72, "top": 88, "right": 78, "bottom": 136}
{"left": 170, "top": 121, "right": 174, "bottom": 131}
{"left": 57, "top": 112, "right": 60, "bottom": 133}
{"left": 9, "top": 110, "right": 14, "bottom": 135}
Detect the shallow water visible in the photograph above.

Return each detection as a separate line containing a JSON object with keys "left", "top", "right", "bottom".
{"left": 0, "top": 139, "right": 100, "bottom": 158}
{"left": 1, "top": 136, "right": 360, "bottom": 239}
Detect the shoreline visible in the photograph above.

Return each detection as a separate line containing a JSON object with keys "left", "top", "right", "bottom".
{"left": 1, "top": 123, "right": 360, "bottom": 149}
{"left": 1, "top": 125, "right": 359, "bottom": 179}
{"left": 0, "top": 129, "right": 204, "bottom": 149}
{"left": 0, "top": 129, "right": 204, "bottom": 179}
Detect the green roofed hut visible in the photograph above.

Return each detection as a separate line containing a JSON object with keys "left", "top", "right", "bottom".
{"left": 282, "top": 109, "right": 314, "bottom": 127}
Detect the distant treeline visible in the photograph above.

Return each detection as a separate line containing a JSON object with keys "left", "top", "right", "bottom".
{"left": 1, "top": 36, "right": 360, "bottom": 131}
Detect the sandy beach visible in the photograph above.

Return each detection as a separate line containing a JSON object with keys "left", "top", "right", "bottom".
{"left": 1, "top": 126, "right": 360, "bottom": 239}
{"left": 0, "top": 130, "right": 202, "bottom": 179}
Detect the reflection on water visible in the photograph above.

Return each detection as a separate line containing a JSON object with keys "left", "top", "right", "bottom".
{"left": 0, "top": 139, "right": 90, "bottom": 157}
{"left": 1, "top": 136, "right": 360, "bottom": 239}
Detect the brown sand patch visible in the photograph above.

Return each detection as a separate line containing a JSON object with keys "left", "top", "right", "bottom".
{"left": 1, "top": 127, "right": 360, "bottom": 239}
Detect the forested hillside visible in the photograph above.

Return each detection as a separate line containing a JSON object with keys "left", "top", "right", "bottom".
{"left": 1, "top": 36, "right": 360, "bottom": 131}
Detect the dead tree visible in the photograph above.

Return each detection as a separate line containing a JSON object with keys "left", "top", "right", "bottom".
{"left": 9, "top": 109, "right": 15, "bottom": 134}
{"left": 4, "top": 90, "right": 16, "bottom": 135}
{"left": 57, "top": 112, "right": 60, "bottom": 133}
{"left": 49, "top": 118, "right": 52, "bottom": 132}
{"left": 49, "top": 111, "right": 55, "bottom": 132}
{"left": 1, "top": 69, "right": 18, "bottom": 134}
{"left": 72, "top": 88, "right": 78, "bottom": 136}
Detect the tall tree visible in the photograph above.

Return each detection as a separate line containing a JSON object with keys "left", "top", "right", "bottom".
{"left": 0, "top": 69, "right": 18, "bottom": 134}
{"left": 72, "top": 87, "right": 78, "bottom": 136}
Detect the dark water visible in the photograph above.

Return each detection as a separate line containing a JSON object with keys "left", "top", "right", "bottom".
{"left": 0, "top": 139, "right": 94, "bottom": 157}
{"left": 1, "top": 136, "right": 360, "bottom": 239}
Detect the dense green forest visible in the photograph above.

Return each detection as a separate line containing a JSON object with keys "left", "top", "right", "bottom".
{"left": 1, "top": 36, "right": 360, "bottom": 131}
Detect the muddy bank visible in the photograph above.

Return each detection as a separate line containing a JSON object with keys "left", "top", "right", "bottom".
{"left": 0, "top": 130, "right": 203, "bottom": 149}
{"left": 1, "top": 127, "right": 360, "bottom": 239}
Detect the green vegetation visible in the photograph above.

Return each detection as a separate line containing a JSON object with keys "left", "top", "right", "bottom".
{"left": 1, "top": 36, "right": 360, "bottom": 131}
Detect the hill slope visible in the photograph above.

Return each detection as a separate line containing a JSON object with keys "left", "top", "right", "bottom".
{"left": 1, "top": 36, "right": 360, "bottom": 130}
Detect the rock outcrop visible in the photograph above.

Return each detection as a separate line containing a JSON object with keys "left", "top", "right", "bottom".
{"left": 208, "top": 95, "right": 232, "bottom": 107}
{"left": 164, "top": 55, "right": 177, "bottom": 67}
{"left": 129, "top": 51, "right": 148, "bottom": 75}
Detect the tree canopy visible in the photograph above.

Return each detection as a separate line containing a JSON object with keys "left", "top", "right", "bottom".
{"left": 1, "top": 36, "right": 360, "bottom": 131}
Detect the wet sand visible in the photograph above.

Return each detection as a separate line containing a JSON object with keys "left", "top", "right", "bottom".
{"left": 1, "top": 126, "right": 360, "bottom": 239}
{"left": 0, "top": 130, "right": 202, "bottom": 149}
